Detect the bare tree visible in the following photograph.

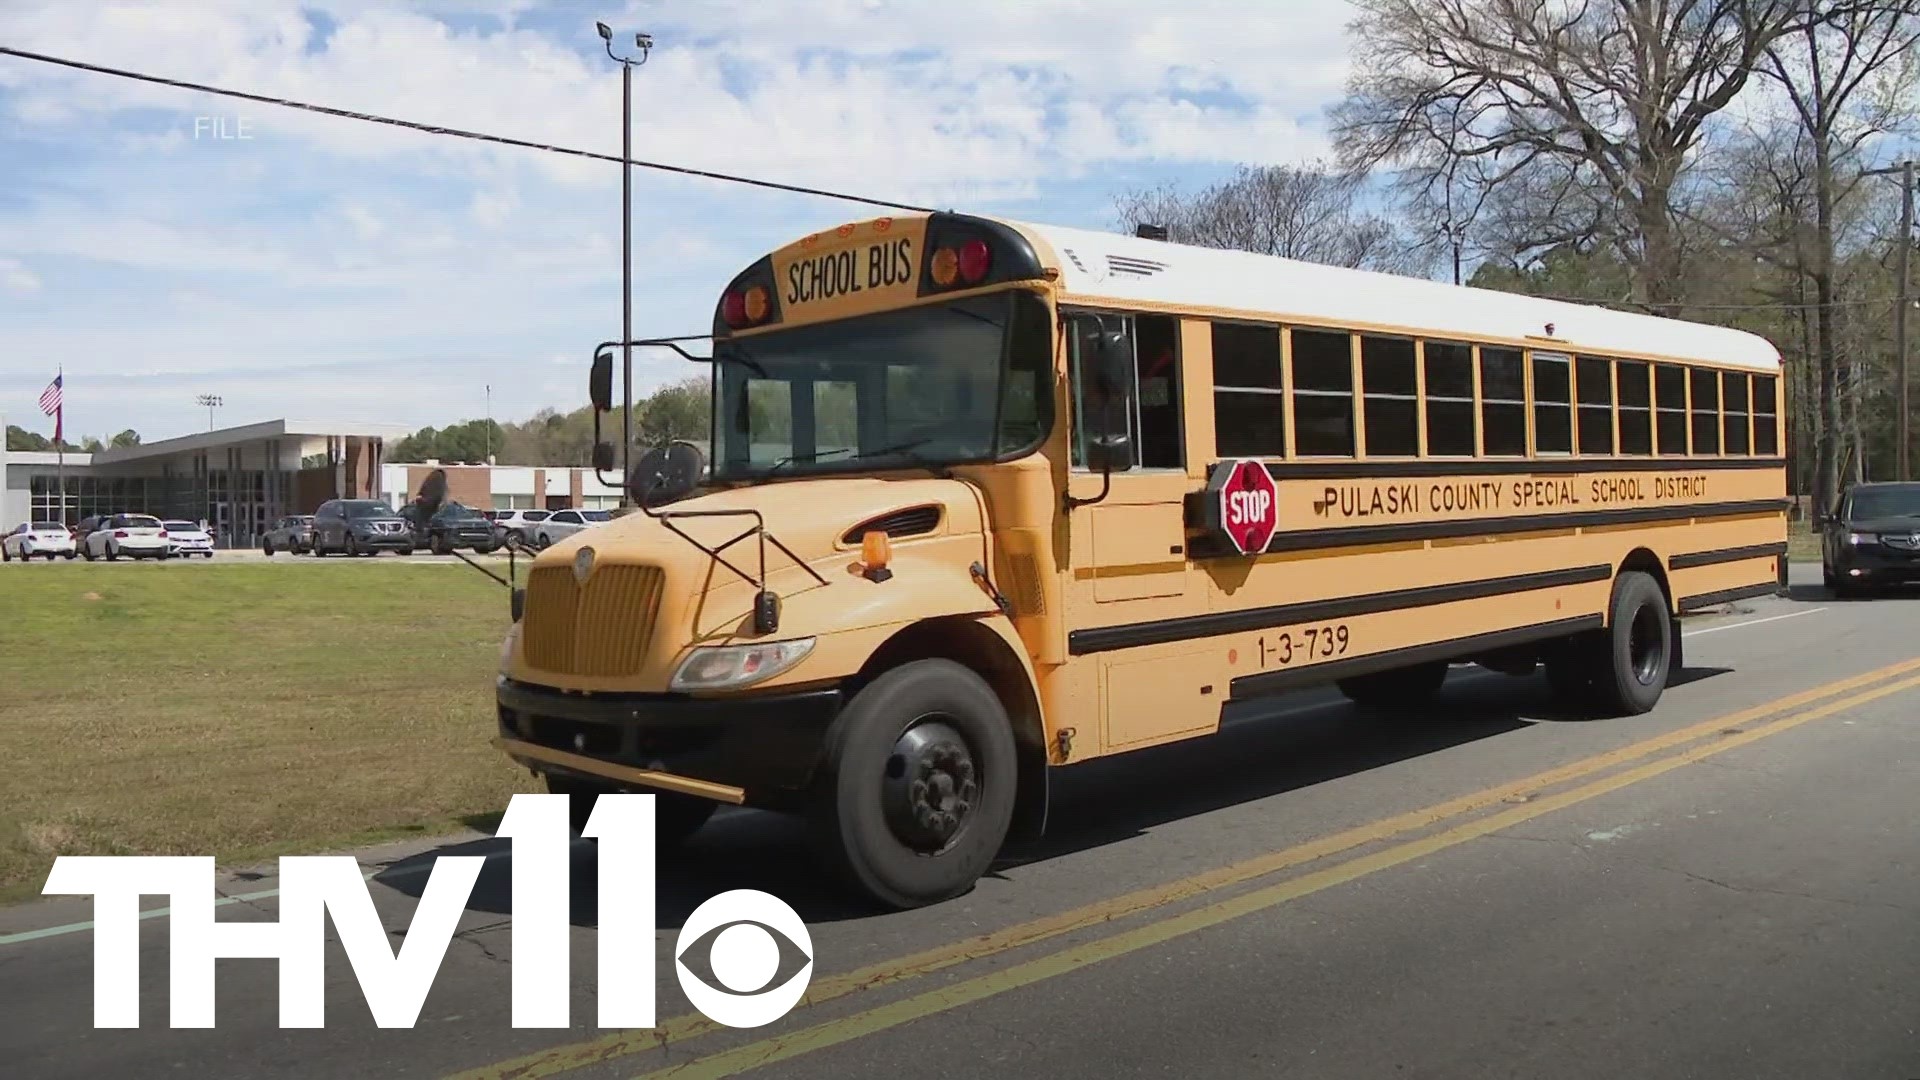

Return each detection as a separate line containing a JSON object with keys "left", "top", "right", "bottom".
{"left": 1334, "top": 0, "right": 1812, "bottom": 313}
{"left": 1114, "top": 162, "right": 1431, "bottom": 275}
{"left": 1696, "top": 0, "right": 1920, "bottom": 516}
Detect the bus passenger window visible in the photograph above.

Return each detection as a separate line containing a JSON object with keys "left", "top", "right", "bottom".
{"left": 1690, "top": 368, "right": 1721, "bottom": 454}
{"left": 1753, "top": 375, "right": 1779, "bottom": 455}
{"left": 1480, "top": 347, "right": 1526, "bottom": 455}
{"left": 1576, "top": 356, "right": 1615, "bottom": 455}
{"left": 1292, "top": 328, "right": 1355, "bottom": 457}
{"left": 1617, "top": 359, "right": 1652, "bottom": 455}
{"left": 1655, "top": 364, "right": 1688, "bottom": 453}
{"left": 1423, "top": 342, "right": 1476, "bottom": 456}
{"left": 1212, "top": 322, "right": 1284, "bottom": 458}
{"left": 1722, "top": 372, "right": 1750, "bottom": 454}
{"left": 1360, "top": 336, "right": 1418, "bottom": 456}
{"left": 1532, "top": 353, "right": 1572, "bottom": 454}
{"left": 1134, "top": 315, "right": 1182, "bottom": 469}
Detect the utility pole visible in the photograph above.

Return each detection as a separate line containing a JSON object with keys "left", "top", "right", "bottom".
{"left": 1868, "top": 161, "right": 1914, "bottom": 480}
{"left": 597, "top": 21, "right": 653, "bottom": 506}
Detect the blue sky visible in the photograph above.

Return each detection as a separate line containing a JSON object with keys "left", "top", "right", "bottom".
{"left": 0, "top": 0, "right": 1356, "bottom": 442}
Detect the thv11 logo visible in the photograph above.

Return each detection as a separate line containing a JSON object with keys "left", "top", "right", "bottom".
{"left": 41, "top": 793, "right": 813, "bottom": 1030}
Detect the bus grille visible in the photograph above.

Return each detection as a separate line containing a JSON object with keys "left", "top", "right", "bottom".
{"left": 522, "top": 564, "right": 665, "bottom": 677}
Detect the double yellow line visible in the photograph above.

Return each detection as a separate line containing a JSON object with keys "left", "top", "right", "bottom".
{"left": 451, "top": 656, "right": 1920, "bottom": 1080}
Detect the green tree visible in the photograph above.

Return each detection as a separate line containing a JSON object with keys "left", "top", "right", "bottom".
{"left": 634, "top": 376, "right": 712, "bottom": 447}
{"left": 109, "top": 429, "right": 141, "bottom": 448}
{"left": 6, "top": 425, "right": 51, "bottom": 451}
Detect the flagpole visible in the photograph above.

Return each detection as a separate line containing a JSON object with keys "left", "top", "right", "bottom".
{"left": 55, "top": 366, "right": 64, "bottom": 527}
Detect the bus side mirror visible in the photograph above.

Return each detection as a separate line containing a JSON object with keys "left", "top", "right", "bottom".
{"left": 589, "top": 352, "right": 613, "bottom": 413}
{"left": 592, "top": 442, "right": 616, "bottom": 472}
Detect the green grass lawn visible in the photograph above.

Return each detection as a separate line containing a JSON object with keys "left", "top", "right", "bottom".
{"left": 1788, "top": 521, "right": 1820, "bottom": 563}
{"left": 0, "top": 562, "right": 541, "bottom": 903}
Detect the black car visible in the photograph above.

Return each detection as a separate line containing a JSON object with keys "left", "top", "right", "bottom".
{"left": 401, "top": 500, "right": 499, "bottom": 555}
{"left": 1821, "top": 481, "right": 1920, "bottom": 596}
{"left": 310, "top": 499, "right": 414, "bottom": 556}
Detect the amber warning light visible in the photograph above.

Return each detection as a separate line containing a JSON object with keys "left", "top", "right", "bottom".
{"left": 929, "top": 238, "right": 991, "bottom": 289}
{"left": 860, "top": 531, "right": 893, "bottom": 582}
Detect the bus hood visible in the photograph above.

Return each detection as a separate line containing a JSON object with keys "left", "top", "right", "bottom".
{"left": 506, "top": 475, "right": 995, "bottom": 690}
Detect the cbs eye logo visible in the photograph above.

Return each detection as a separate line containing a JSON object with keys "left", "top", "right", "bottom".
{"left": 674, "top": 889, "right": 815, "bottom": 1027}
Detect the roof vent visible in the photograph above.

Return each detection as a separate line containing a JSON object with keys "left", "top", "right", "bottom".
{"left": 1135, "top": 223, "right": 1168, "bottom": 240}
{"left": 1107, "top": 255, "right": 1167, "bottom": 278}
{"left": 841, "top": 505, "right": 942, "bottom": 544}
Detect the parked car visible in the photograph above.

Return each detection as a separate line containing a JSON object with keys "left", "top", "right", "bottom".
{"left": 310, "top": 499, "right": 413, "bottom": 556}
{"left": 2, "top": 521, "right": 77, "bottom": 561}
{"left": 81, "top": 513, "right": 171, "bottom": 561}
{"left": 401, "top": 500, "right": 499, "bottom": 554}
{"left": 162, "top": 519, "right": 215, "bottom": 558}
{"left": 531, "top": 508, "right": 612, "bottom": 548}
{"left": 262, "top": 515, "right": 315, "bottom": 555}
{"left": 490, "top": 509, "right": 552, "bottom": 545}
{"left": 73, "top": 515, "right": 108, "bottom": 550}
{"left": 1821, "top": 481, "right": 1920, "bottom": 597}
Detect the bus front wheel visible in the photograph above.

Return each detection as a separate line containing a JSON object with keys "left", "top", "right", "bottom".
{"left": 810, "top": 658, "right": 1017, "bottom": 911}
{"left": 1591, "top": 571, "right": 1671, "bottom": 716}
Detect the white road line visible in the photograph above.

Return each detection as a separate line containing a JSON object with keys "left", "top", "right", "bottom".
{"left": 1683, "top": 607, "right": 1824, "bottom": 637}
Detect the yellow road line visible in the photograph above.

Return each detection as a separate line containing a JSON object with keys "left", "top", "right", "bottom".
{"left": 641, "top": 668, "right": 1920, "bottom": 1080}
{"left": 447, "top": 655, "right": 1920, "bottom": 1080}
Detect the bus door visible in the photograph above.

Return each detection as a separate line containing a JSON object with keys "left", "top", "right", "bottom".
{"left": 1068, "top": 312, "right": 1190, "bottom": 603}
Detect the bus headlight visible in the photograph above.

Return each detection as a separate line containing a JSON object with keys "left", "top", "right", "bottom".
{"left": 498, "top": 624, "right": 521, "bottom": 671}
{"left": 670, "top": 638, "right": 815, "bottom": 692}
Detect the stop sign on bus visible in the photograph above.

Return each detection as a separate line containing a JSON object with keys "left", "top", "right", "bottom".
{"left": 1202, "top": 458, "right": 1279, "bottom": 555}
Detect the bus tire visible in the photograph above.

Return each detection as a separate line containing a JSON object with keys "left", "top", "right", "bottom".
{"left": 1593, "top": 570, "right": 1671, "bottom": 716}
{"left": 1336, "top": 660, "right": 1449, "bottom": 709}
{"left": 810, "top": 658, "right": 1017, "bottom": 910}
{"left": 546, "top": 775, "right": 716, "bottom": 849}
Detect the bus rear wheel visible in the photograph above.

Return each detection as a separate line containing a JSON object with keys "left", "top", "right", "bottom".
{"left": 1591, "top": 570, "right": 1671, "bottom": 716}
{"left": 809, "top": 658, "right": 1016, "bottom": 911}
{"left": 1337, "top": 660, "right": 1449, "bottom": 709}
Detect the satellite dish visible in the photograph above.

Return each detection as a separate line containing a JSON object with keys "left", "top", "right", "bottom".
{"left": 629, "top": 441, "right": 706, "bottom": 507}
{"left": 417, "top": 468, "right": 449, "bottom": 517}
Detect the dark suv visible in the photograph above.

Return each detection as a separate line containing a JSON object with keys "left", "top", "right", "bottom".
{"left": 311, "top": 499, "right": 414, "bottom": 556}
{"left": 1821, "top": 481, "right": 1920, "bottom": 596}
{"left": 401, "top": 500, "right": 499, "bottom": 555}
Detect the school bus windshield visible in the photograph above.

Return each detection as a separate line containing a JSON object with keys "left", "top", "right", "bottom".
{"left": 712, "top": 291, "right": 1054, "bottom": 480}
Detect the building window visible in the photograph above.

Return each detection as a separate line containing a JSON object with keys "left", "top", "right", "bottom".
{"left": 1575, "top": 356, "right": 1615, "bottom": 455}
{"left": 1423, "top": 342, "right": 1476, "bottom": 457}
{"left": 1753, "top": 374, "right": 1779, "bottom": 455}
{"left": 1480, "top": 347, "right": 1527, "bottom": 456}
{"left": 1212, "top": 322, "right": 1284, "bottom": 458}
{"left": 1360, "top": 335, "right": 1418, "bottom": 457}
{"left": 1532, "top": 352, "right": 1572, "bottom": 454}
{"left": 1690, "top": 368, "right": 1721, "bottom": 454}
{"left": 1722, "top": 371, "right": 1751, "bottom": 454}
{"left": 1616, "top": 359, "right": 1652, "bottom": 455}
{"left": 1291, "top": 328, "right": 1355, "bottom": 457}
{"left": 1655, "top": 363, "right": 1688, "bottom": 454}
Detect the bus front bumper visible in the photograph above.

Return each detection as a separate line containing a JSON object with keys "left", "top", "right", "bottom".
{"left": 494, "top": 678, "right": 843, "bottom": 805}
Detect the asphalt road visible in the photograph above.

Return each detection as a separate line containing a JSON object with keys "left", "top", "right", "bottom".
{"left": 3, "top": 563, "right": 1918, "bottom": 1079}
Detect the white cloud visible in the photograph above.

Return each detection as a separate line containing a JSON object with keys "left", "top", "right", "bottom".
{"left": 0, "top": 257, "right": 39, "bottom": 291}
{"left": 0, "top": 0, "right": 1361, "bottom": 440}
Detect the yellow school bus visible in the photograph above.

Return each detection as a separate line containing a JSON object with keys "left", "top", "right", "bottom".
{"left": 489, "top": 212, "right": 1787, "bottom": 908}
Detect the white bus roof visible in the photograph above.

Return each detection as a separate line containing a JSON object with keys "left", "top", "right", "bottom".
{"left": 1003, "top": 219, "right": 1781, "bottom": 372}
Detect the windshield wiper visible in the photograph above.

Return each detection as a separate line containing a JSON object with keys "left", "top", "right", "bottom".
{"left": 760, "top": 438, "right": 938, "bottom": 478}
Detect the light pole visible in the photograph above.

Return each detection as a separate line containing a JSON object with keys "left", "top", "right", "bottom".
{"left": 1866, "top": 160, "right": 1914, "bottom": 480}
{"left": 597, "top": 21, "right": 653, "bottom": 506}
{"left": 196, "top": 393, "right": 223, "bottom": 432}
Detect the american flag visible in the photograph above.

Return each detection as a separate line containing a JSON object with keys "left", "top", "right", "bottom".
{"left": 39, "top": 374, "right": 62, "bottom": 443}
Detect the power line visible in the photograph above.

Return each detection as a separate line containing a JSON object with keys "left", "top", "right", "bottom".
{"left": 0, "top": 46, "right": 935, "bottom": 214}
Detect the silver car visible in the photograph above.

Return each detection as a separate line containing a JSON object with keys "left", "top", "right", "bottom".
{"left": 531, "top": 509, "right": 611, "bottom": 548}
{"left": 263, "top": 515, "right": 315, "bottom": 555}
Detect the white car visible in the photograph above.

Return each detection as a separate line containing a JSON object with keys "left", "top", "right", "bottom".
{"left": 163, "top": 519, "right": 215, "bottom": 558}
{"left": 490, "top": 509, "right": 552, "bottom": 545}
{"left": 532, "top": 509, "right": 611, "bottom": 548}
{"left": 2, "top": 521, "right": 77, "bottom": 561}
{"left": 82, "top": 513, "right": 173, "bottom": 561}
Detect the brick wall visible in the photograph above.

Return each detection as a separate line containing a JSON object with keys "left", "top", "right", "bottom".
{"left": 568, "top": 469, "right": 582, "bottom": 508}
{"left": 404, "top": 465, "right": 490, "bottom": 509}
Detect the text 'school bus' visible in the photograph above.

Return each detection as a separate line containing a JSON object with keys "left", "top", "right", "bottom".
{"left": 491, "top": 213, "right": 1787, "bottom": 909}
